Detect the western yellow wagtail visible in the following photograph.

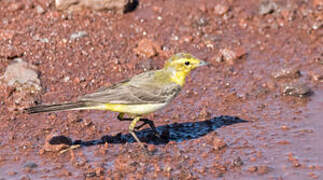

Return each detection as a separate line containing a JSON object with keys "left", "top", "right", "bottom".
{"left": 25, "top": 53, "right": 208, "bottom": 148}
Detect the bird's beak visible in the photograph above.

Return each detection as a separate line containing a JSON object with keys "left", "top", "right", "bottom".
{"left": 198, "top": 60, "right": 209, "bottom": 67}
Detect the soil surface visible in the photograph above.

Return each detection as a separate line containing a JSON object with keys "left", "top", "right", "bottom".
{"left": 0, "top": 0, "right": 322, "bottom": 179}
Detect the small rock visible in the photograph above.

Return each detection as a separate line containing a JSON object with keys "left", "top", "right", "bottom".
{"left": 257, "top": 166, "right": 272, "bottom": 175}
{"left": 272, "top": 67, "right": 301, "bottom": 79}
{"left": 7, "top": 171, "right": 17, "bottom": 176}
{"left": 63, "top": 76, "right": 70, "bottom": 82}
{"left": 58, "top": 169, "right": 72, "bottom": 177}
{"left": 247, "top": 166, "right": 257, "bottom": 173}
{"left": 33, "top": 35, "right": 49, "bottom": 43}
{"left": 213, "top": 137, "right": 227, "bottom": 150}
{"left": 23, "top": 162, "right": 38, "bottom": 169}
{"left": 195, "top": 17, "right": 209, "bottom": 27}
{"left": 215, "top": 48, "right": 246, "bottom": 64}
{"left": 8, "top": 2, "right": 24, "bottom": 12}
{"left": 1, "top": 58, "right": 41, "bottom": 92}
{"left": 288, "top": 153, "right": 301, "bottom": 167}
{"left": 85, "top": 171, "right": 97, "bottom": 177}
{"left": 313, "top": 56, "right": 323, "bottom": 65}
{"left": 181, "top": 35, "right": 193, "bottom": 43}
{"left": 133, "top": 39, "right": 161, "bottom": 58}
{"left": 259, "top": 0, "right": 278, "bottom": 15}
{"left": 36, "top": 5, "right": 46, "bottom": 14}
{"left": 282, "top": 83, "right": 313, "bottom": 97}
{"left": 312, "top": 21, "right": 323, "bottom": 30}
{"left": 198, "top": 108, "right": 212, "bottom": 119}
{"left": 70, "top": 31, "right": 88, "bottom": 40}
{"left": 247, "top": 165, "right": 272, "bottom": 175}
{"left": 20, "top": 175, "right": 31, "bottom": 180}
{"left": 277, "top": 140, "right": 290, "bottom": 145}
{"left": 147, "top": 144, "right": 157, "bottom": 153}
{"left": 281, "top": 125, "right": 290, "bottom": 131}
{"left": 56, "top": 0, "right": 136, "bottom": 14}
{"left": 308, "top": 172, "right": 319, "bottom": 179}
{"left": 232, "top": 157, "right": 244, "bottom": 167}
{"left": 214, "top": 4, "right": 230, "bottom": 16}
{"left": 309, "top": 70, "right": 323, "bottom": 82}
{"left": 313, "top": 0, "right": 323, "bottom": 7}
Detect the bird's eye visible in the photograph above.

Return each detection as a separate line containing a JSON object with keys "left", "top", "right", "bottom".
{"left": 185, "top": 61, "right": 190, "bottom": 66}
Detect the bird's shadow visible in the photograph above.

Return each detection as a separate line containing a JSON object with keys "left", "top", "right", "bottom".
{"left": 50, "top": 116, "right": 248, "bottom": 147}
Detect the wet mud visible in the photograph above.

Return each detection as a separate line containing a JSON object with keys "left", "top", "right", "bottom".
{"left": 0, "top": 0, "right": 322, "bottom": 179}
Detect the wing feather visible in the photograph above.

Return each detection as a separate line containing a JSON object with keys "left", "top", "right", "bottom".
{"left": 79, "top": 71, "right": 181, "bottom": 104}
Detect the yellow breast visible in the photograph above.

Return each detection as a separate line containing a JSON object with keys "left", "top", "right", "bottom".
{"left": 88, "top": 103, "right": 168, "bottom": 115}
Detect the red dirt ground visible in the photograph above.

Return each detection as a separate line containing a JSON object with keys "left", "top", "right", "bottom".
{"left": 0, "top": 0, "right": 322, "bottom": 179}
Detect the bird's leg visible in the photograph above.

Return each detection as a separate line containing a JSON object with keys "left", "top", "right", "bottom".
{"left": 129, "top": 116, "right": 145, "bottom": 148}
{"left": 118, "top": 113, "right": 160, "bottom": 137}
{"left": 134, "top": 119, "right": 160, "bottom": 138}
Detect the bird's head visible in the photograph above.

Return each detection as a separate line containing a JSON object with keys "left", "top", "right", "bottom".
{"left": 164, "top": 53, "right": 208, "bottom": 86}
{"left": 165, "top": 53, "right": 208, "bottom": 73}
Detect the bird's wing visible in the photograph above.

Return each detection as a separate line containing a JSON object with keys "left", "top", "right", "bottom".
{"left": 79, "top": 71, "right": 181, "bottom": 104}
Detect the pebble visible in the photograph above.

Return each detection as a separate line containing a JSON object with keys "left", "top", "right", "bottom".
{"left": 213, "top": 137, "right": 227, "bottom": 150}
{"left": 312, "top": 21, "right": 323, "bottom": 30}
{"left": 232, "top": 157, "right": 244, "bottom": 167}
{"left": 259, "top": 0, "right": 278, "bottom": 15}
{"left": 70, "top": 31, "right": 88, "bottom": 40}
{"left": 8, "top": 2, "right": 24, "bottom": 12}
{"left": 313, "top": 0, "right": 323, "bottom": 7}
{"left": 282, "top": 83, "right": 313, "bottom": 97}
{"left": 272, "top": 67, "right": 301, "bottom": 79}
{"left": 256, "top": 166, "right": 272, "bottom": 175}
{"left": 147, "top": 144, "right": 157, "bottom": 153}
{"left": 133, "top": 39, "right": 161, "bottom": 58}
{"left": 215, "top": 48, "right": 246, "bottom": 64}
{"left": 1, "top": 58, "right": 41, "bottom": 92}
{"left": 63, "top": 76, "right": 70, "bottom": 82}
{"left": 214, "top": 4, "right": 230, "bottom": 16}
{"left": 247, "top": 165, "right": 272, "bottom": 175}
{"left": 85, "top": 171, "right": 97, "bottom": 177}
{"left": 20, "top": 175, "right": 31, "bottom": 180}
{"left": 23, "top": 162, "right": 38, "bottom": 169}
{"left": 195, "top": 17, "right": 209, "bottom": 27}
{"left": 309, "top": 70, "right": 323, "bottom": 82}
{"left": 33, "top": 35, "right": 49, "bottom": 43}
{"left": 56, "top": 0, "right": 135, "bottom": 14}
{"left": 36, "top": 5, "right": 45, "bottom": 14}
{"left": 247, "top": 166, "right": 257, "bottom": 173}
{"left": 288, "top": 153, "right": 301, "bottom": 167}
{"left": 281, "top": 125, "right": 290, "bottom": 131}
{"left": 7, "top": 171, "right": 17, "bottom": 176}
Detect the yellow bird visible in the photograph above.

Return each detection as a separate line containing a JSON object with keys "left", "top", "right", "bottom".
{"left": 25, "top": 53, "right": 208, "bottom": 148}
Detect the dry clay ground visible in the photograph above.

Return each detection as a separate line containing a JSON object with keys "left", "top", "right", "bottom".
{"left": 0, "top": 0, "right": 323, "bottom": 179}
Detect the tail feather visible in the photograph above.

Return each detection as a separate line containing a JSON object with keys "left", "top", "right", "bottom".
{"left": 25, "top": 101, "right": 89, "bottom": 114}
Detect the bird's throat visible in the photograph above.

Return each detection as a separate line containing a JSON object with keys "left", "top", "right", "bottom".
{"left": 170, "top": 71, "right": 188, "bottom": 86}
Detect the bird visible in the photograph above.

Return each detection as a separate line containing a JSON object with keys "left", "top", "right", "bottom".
{"left": 25, "top": 53, "right": 208, "bottom": 148}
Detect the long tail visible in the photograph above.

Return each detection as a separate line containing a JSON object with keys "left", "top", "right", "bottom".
{"left": 25, "top": 101, "right": 90, "bottom": 114}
